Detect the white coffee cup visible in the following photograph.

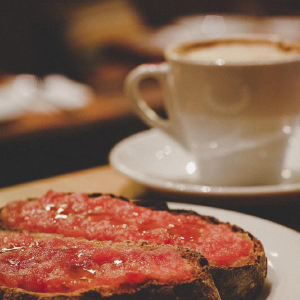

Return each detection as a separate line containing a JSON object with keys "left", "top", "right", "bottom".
{"left": 125, "top": 36, "right": 300, "bottom": 186}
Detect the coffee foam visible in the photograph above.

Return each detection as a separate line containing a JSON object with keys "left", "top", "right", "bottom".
{"left": 178, "top": 40, "right": 300, "bottom": 63}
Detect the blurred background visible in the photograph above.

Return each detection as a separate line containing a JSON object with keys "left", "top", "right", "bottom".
{"left": 1, "top": 0, "right": 300, "bottom": 188}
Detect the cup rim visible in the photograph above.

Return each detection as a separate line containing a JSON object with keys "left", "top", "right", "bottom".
{"left": 164, "top": 34, "right": 300, "bottom": 67}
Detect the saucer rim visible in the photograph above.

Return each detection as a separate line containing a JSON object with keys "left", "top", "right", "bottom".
{"left": 109, "top": 129, "right": 300, "bottom": 198}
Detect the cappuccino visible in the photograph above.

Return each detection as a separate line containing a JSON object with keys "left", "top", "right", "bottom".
{"left": 177, "top": 40, "right": 300, "bottom": 63}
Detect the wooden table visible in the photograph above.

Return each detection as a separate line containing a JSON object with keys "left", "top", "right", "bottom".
{"left": 0, "top": 165, "right": 299, "bottom": 233}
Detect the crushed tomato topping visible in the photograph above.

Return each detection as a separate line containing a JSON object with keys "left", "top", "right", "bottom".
{"left": 2, "top": 191, "right": 253, "bottom": 266}
{"left": 0, "top": 231, "right": 193, "bottom": 293}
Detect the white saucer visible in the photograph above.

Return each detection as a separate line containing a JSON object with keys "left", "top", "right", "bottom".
{"left": 109, "top": 128, "right": 300, "bottom": 202}
{"left": 168, "top": 203, "right": 300, "bottom": 300}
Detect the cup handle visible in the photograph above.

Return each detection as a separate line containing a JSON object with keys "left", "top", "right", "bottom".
{"left": 125, "top": 62, "right": 174, "bottom": 136}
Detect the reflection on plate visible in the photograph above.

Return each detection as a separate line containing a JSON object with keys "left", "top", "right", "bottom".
{"left": 168, "top": 203, "right": 300, "bottom": 300}
{"left": 109, "top": 127, "right": 300, "bottom": 201}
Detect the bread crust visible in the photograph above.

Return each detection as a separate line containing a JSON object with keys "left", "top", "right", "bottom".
{"left": 0, "top": 282, "right": 220, "bottom": 300}
{"left": 0, "top": 238, "right": 221, "bottom": 300}
{"left": 0, "top": 193, "right": 267, "bottom": 300}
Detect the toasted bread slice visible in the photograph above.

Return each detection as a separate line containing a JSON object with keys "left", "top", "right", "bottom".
{"left": 0, "top": 231, "right": 220, "bottom": 300}
{"left": 165, "top": 209, "right": 267, "bottom": 300}
{"left": 0, "top": 191, "right": 267, "bottom": 300}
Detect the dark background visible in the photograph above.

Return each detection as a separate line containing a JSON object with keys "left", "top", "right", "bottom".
{"left": 1, "top": 0, "right": 300, "bottom": 78}
{"left": 0, "top": 0, "right": 299, "bottom": 188}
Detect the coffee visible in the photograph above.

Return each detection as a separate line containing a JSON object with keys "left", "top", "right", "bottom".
{"left": 177, "top": 40, "right": 300, "bottom": 63}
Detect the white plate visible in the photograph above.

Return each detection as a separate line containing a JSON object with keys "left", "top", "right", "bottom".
{"left": 167, "top": 203, "right": 300, "bottom": 300}
{"left": 109, "top": 127, "right": 300, "bottom": 202}
{"left": 140, "top": 15, "right": 300, "bottom": 56}
{"left": 0, "top": 74, "right": 91, "bottom": 123}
